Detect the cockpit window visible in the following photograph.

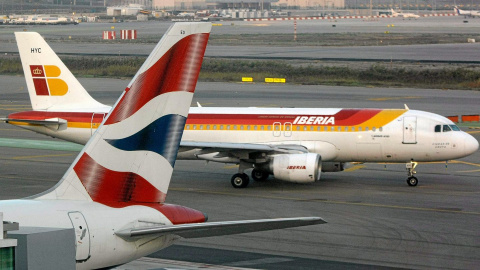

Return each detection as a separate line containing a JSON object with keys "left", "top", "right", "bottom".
{"left": 449, "top": 125, "right": 460, "bottom": 131}
{"left": 443, "top": 125, "right": 452, "bottom": 132}
{"left": 434, "top": 125, "right": 441, "bottom": 133}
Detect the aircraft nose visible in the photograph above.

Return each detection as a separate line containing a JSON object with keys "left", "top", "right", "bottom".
{"left": 464, "top": 134, "right": 479, "bottom": 156}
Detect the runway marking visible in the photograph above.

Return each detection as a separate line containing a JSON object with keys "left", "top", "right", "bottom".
{"left": 449, "top": 160, "right": 480, "bottom": 168}
{"left": 343, "top": 165, "right": 365, "bottom": 172}
{"left": 467, "top": 130, "right": 480, "bottom": 134}
{"left": 170, "top": 188, "right": 480, "bottom": 215}
{"left": 12, "top": 153, "right": 74, "bottom": 160}
{"left": 224, "top": 164, "right": 239, "bottom": 169}
{"left": 368, "top": 96, "right": 421, "bottom": 101}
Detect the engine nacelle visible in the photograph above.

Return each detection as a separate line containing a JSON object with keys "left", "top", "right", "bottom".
{"left": 321, "top": 162, "right": 346, "bottom": 172}
{"left": 269, "top": 153, "right": 322, "bottom": 183}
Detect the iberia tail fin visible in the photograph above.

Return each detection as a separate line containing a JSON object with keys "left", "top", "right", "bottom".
{"left": 34, "top": 22, "right": 212, "bottom": 204}
{"left": 15, "top": 32, "right": 108, "bottom": 111}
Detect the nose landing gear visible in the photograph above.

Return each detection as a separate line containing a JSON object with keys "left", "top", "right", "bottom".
{"left": 406, "top": 161, "right": 418, "bottom": 186}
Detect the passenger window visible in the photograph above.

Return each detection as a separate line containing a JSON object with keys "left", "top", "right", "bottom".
{"left": 331, "top": 126, "right": 335, "bottom": 131}
{"left": 186, "top": 125, "right": 190, "bottom": 130}
{"left": 206, "top": 125, "right": 210, "bottom": 130}
{"left": 345, "top": 127, "right": 348, "bottom": 131}
{"left": 365, "top": 127, "right": 369, "bottom": 131}
{"left": 434, "top": 125, "right": 441, "bottom": 132}
{"left": 352, "top": 127, "right": 355, "bottom": 132}
{"left": 324, "top": 126, "right": 328, "bottom": 131}
{"left": 304, "top": 126, "right": 307, "bottom": 131}
{"left": 449, "top": 125, "right": 460, "bottom": 131}
{"left": 317, "top": 126, "right": 321, "bottom": 131}
{"left": 193, "top": 125, "right": 197, "bottom": 130}
{"left": 261, "top": 126, "right": 265, "bottom": 130}
{"left": 267, "top": 126, "right": 272, "bottom": 130}
{"left": 220, "top": 125, "right": 224, "bottom": 130}
{"left": 213, "top": 125, "right": 217, "bottom": 130}
{"left": 358, "top": 127, "right": 362, "bottom": 131}
{"left": 372, "top": 127, "right": 376, "bottom": 132}
{"left": 297, "top": 126, "right": 300, "bottom": 131}
{"left": 247, "top": 125, "right": 251, "bottom": 130}
{"left": 199, "top": 125, "right": 203, "bottom": 130}
{"left": 240, "top": 125, "right": 244, "bottom": 130}
{"left": 379, "top": 127, "right": 382, "bottom": 132}
{"left": 443, "top": 125, "right": 451, "bottom": 132}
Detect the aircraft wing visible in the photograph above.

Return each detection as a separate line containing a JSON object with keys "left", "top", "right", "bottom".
{"left": 179, "top": 141, "right": 308, "bottom": 156}
{"left": 116, "top": 217, "right": 325, "bottom": 240}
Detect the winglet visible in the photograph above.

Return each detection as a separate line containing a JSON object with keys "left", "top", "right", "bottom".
{"left": 404, "top": 104, "right": 410, "bottom": 110}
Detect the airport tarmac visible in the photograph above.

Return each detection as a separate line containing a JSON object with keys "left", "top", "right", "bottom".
{"left": 1, "top": 16, "right": 480, "bottom": 63}
{"left": 0, "top": 75, "right": 479, "bottom": 269}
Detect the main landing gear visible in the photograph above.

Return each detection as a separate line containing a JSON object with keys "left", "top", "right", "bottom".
{"left": 231, "top": 161, "right": 252, "bottom": 188}
{"left": 406, "top": 161, "right": 418, "bottom": 186}
{"left": 230, "top": 162, "right": 269, "bottom": 188}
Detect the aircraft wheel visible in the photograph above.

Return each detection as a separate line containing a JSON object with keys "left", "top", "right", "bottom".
{"left": 251, "top": 169, "right": 269, "bottom": 182}
{"left": 407, "top": 176, "right": 418, "bottom": 187}
{"left": 231, "top": 173, "right": 250, "bottom": 188}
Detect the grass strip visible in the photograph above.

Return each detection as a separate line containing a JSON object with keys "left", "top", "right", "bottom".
{"left": 1, "top": 56, "right": 479, "bottom": 90}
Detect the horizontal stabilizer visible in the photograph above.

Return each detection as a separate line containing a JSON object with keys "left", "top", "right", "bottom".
{"left": 116, "top": 217, "right": 325, "bottom": 240}
{"left": 1, "top": 117, "right": 67, "bottom": 126}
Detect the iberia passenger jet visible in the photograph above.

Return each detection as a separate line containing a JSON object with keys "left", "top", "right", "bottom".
{"left": 0, "top": 22, "right": 325, "bottom": 269}
{"left": 3, "top": 28, "right": 478, "bottom": 189}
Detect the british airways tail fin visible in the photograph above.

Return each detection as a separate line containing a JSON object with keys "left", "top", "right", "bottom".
{"left": 34, "top": 22, "right": 212, "bottom": 204}
{"left": 15, "top": 32, "right": 108, "bottom": 111}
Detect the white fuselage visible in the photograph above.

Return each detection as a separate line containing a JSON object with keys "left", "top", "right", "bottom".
{"left": 10, "top": 107, "right": 478, "bottom": 163}
{"left": 0, "top": 200, "right": 177, "bottom": 269}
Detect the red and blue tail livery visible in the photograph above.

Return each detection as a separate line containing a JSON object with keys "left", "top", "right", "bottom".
{"left": 37, "top": 22, "right": 211, "bottom": 205}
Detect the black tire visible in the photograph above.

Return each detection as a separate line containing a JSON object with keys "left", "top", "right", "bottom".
{"left": 407, "top": 176, "right": 418, "bottom": 186}
{"left": 251, "top": 169, "right": 269, "bottom": 182}
{"left": 231, "top": 173, "right": 250, "bottom": 188}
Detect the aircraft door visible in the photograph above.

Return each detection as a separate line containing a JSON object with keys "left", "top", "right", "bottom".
{"left": 284, "top": 122, "right": 292, "bottom": 137}
{"left": 273, "top": 122, "right": 281, "bottom": 137}
{"left": 68, "top": 211, "right": 91, "bottom": 262}
{"left": 403, "top": 116, "right": 417, "bottom": 144}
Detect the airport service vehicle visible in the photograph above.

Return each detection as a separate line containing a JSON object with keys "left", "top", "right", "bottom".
{"left": 454, "top": 6, "right": 480, "bottom": 18}
{"left": 390, "top": 9, "right": 420, "bottom": 19}
{"left": 3, "top": 27, "right": 478, "bottom": 189}
{"left": 0, "top": 22, "right": 324, "bottom": 269}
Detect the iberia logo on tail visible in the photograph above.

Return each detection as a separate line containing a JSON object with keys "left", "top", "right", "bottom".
{"left": 30, "top": 65, "right": 68, "bottom": 96}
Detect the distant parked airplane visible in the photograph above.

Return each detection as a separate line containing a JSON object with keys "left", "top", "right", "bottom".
{"left": 0, "top": 22, "right": 325, "bottom": 269}
{"left": 391, "top": 9, "right": 420, "bottom": 19}
{"left": 454, "top": 6, "right": 480, "bottom": 17}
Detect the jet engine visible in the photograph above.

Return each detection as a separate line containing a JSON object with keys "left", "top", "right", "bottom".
{"left": 260, "top": 153, "right": 322, "bottom": 183}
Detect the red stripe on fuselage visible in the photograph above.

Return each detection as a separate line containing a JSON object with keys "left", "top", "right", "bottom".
{"left": 8, "top": 111, "right": 105, "bottom": 123}
{"left": 73, "top": 153, "right": 205, "bottom": 224}
{"left": 186, "top": 109, "right": 382, "bottom": 126}
{"left": 9, "top": 109, "right": 383, "bottom": 127}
